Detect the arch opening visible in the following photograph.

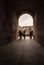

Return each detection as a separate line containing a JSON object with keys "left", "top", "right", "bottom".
{"left": 18, "top": 13, "right": 33, "bottom": 27}
{"left": 17, "top": 13, "right": 34, "bottom": 40}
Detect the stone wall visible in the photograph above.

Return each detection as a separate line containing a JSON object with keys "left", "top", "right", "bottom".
{"left": 34, "top": 11, "right": 44, "bottom": 45}
{"left": 34, "top": 1, "right": 44, "bottom": 45}
{"left": 12, "top": 13, "right": 18, "bottom": 40}
{"left": 0, "top": 0, "right": 12, "bottom": 45}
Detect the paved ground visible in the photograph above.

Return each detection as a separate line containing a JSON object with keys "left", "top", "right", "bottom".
{"left": 0, "top": 39, "right": 44, "bottom": 65}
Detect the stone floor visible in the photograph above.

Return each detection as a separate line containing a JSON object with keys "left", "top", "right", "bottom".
{"left": 0, "top": 39, "right": 44, "bottom": 65}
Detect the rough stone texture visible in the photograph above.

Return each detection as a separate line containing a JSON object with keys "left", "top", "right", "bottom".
{"left": 0, "top": 0, "right": 12, "bottom": 45}
{"left": 0, "top": 0, "right": 7, "bottom": 45}
{"left": 34, "top": 1, "right": 44, "bottom": 45}
{"left": 35, "top": 11, "right": 44, "bottom": 45}
{"left": 12, "top": 13, "right": 18, "bottom": 41}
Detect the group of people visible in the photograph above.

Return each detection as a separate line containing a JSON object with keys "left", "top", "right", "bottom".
{"left": 18, "top": 30, "right": 33, "bottom": 40}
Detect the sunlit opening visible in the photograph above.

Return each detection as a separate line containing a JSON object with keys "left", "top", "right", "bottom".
{"left": 17, "top": 13, "right": 34, "bottom": 40}
{"left": 18, "top": 13, "right": 33, "bottom": 27}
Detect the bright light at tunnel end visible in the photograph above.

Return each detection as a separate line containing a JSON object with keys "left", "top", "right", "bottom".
{"left": 18, "top": 13, "right": 33, "bottom": 27}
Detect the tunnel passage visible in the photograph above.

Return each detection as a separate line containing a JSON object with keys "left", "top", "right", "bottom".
{"left": 0, "top": 0, "right": 44, "bottom": 46}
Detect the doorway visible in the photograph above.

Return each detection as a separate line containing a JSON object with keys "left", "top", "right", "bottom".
{"left": 17, "top": 13, "right": 34, "bottom": 40}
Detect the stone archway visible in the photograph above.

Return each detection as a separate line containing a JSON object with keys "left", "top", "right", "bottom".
{"left": 16, "top": 11, "right": 35, "bottom": 40}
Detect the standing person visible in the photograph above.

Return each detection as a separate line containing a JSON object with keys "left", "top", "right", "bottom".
{"left": 23, "top": 30, "right": 26, "bottom": 39}
{"left": 29, "top": 30, "right": 33, "bottom": 39}
{"left": 19, "top": 30, "right": 22, "bottom": 40}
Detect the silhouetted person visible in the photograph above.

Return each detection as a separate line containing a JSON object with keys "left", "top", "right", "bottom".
{"left": 19, "top": 30, "right": 22, "bottom": 40}
{"left": 29, "top": 30, "right": 33, "bottom": 39}
{"left": 23, "top": 30, "right": 26, "bottom": 39}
